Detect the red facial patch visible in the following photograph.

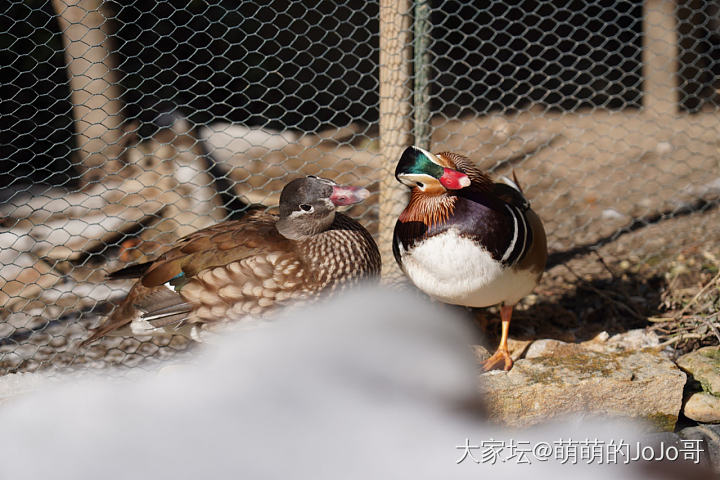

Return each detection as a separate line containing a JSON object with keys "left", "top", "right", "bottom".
{"left": 438, "top": 168, "right": 471, "bottom": 190}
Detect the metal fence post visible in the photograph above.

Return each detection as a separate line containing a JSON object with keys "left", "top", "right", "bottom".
{"left": 643, "top": 0, "right": 679, "bottom": 116}
{"left": 379, "top": 0, "right": 412, "bottom": 282}
{"left": 51, "top": 0, "right": 125, "bottom": 185}
{"left": 414, "top": 0, "right": 432, "bottom": 151}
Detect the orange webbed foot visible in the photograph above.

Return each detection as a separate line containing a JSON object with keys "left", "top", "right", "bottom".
{"left": 481, "top": 304, "right": 515, "bottom": 371}
{"left": 482, "top": 347, "right": 513, "bottom": 371}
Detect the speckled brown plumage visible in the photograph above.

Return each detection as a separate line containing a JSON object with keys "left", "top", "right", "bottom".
{"left": 173, "top": 211, "right": 380, "bottom": 324}
{"left": 83, "top": 177, "right": 380, "bottom": 345}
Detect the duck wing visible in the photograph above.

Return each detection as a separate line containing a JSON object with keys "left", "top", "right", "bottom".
{"left": 139, "top": 211, "right": 290, "bottom": 288}
{"left": 84, "top": 210, "right": 295, "bottom": 344}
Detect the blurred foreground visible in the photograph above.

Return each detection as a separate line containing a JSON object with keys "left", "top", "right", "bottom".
{"left": 0, "top": 286, "right": 709, "bottom": 479}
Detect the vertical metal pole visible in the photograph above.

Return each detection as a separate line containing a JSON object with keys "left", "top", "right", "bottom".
{"left": 52, "top": 0, "right": 126, "bottom": 185}
{"left": 414, "top": 0, "right": 432, "bottom": 151}
{"left": 643, "top": 0, "right": 678, "bottom": 116}
{"left": 379, "top": 0, "right": 412, "bottom": 283}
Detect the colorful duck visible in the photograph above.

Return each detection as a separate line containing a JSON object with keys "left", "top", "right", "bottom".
{"left": 393, "top": 146, "right": 547, "bottom": 370}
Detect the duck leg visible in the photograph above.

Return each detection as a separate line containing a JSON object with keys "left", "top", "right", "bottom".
{"left": 482, "top": 304, "right": 514, "bottom": 371}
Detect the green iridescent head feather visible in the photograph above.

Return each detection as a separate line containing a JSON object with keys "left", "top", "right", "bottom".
{"left": 395, "top": 146, "right": 444, "bottom": 179}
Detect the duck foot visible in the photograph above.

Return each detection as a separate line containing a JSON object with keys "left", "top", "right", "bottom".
{"left": 481, "top": 304, "right": 514, "bottom": 371}
{"left": 482, "top": 347, "right": 513, "bottom": 371}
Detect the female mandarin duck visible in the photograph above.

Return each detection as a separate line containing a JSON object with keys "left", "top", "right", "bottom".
{"left": 83, "top": 176, "right": 381, "bottom": 345}
{"left": 393, "top": 146, "right": 547, "bottom": 371}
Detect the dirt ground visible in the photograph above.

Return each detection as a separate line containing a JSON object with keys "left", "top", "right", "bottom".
{"left": 1, "top": 107, "right": 719, "bottom": 374}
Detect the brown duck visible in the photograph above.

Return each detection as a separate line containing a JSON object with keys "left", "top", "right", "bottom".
{"left": 83, "top": 176, "right": 380, "bottom": 344}
{"left": 393, "top": 146, "right": 547, "bottom": 371}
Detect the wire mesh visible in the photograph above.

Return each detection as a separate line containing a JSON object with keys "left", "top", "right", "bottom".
{"left": 1, "top": 0, "right": 720, "bottom": 375}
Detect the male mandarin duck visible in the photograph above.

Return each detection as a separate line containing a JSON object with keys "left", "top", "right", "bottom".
{"left": 82, "top": 176, "right": 381, "bottom": 345}
{"left": 392, "top": 146, "right": 547, "bottom": 371}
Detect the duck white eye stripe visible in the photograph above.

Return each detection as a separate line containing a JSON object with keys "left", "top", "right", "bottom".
{"left": 501, "top": 204, "right": 519, "bottom": 263}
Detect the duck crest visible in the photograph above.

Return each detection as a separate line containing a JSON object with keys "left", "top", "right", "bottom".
{"left": 436, "top": 152, "right": 494, "bottom": 188}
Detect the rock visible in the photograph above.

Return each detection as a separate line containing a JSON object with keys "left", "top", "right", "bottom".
{"left": 480, "top": 340, "right": 686, "bottom": 431}
{"left": 677, "top": 424, "right": 720, "bottom": 474}
{"left": 602, "top": 329, "right": 661, "bottom": 352}
{"left": 677, "top": 347, "right": 720, "bottom": 395}
{"left": 677, "top": 347, "right": 720, "bottom": 424}
{"left": 579, "top": 328, "right": 661, "bottom": 353}
{"left": 601, "top": 208, "right": 627, "bottom": 220}
{"left": 683, "top": 392, "right": 720, "bottom": 423}
{"left": 643, "top": 428, "right": 719, "bottom": 475}
{"left": 524, "top": 338, "right": 567, "bottom": 358}
{"left": 525, "top": 329, "right": 662, "bottom": 358}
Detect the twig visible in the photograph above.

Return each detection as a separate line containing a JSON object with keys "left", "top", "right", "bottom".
{"left": 700, "top": 312, "right": 720, "bottom": 344}
{"left": 657, "top": 333, "right": 704, "bottom": 348}
{"left": 677, "top": 270, "right": 720, "bottom": 318}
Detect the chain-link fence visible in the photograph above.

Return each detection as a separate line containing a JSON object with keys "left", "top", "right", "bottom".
{"left": 1, "top": 0, "right": 720, "bottom": 376}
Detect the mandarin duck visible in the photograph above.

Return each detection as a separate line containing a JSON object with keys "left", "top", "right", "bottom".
{"left": 82, "top": 176, "right": 381, "bottom": 345}
{"left": 392, "top": 146, "right": 547, "bottom": 371}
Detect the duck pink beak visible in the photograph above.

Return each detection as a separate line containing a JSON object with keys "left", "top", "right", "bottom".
{"left": 439, "top": 167, "right": 471, "bottom": 190}
{"left": 330, "top": 184, "right": 371, "bottom": 206}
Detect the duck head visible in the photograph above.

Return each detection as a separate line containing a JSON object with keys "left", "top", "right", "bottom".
{"left": 276, "top": 176, "right": 370, "bottom": 240}
{"left": 395, "top": 146, "right": 471, "bottom": 194}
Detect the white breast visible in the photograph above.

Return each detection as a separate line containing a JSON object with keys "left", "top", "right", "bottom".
{"left": 398, "top": 229, "right": 538, "bottom": 307}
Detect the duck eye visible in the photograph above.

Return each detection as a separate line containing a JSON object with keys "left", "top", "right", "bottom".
{"left": 307, "top": 175, "right": 318, "bottom": 179}
{"left": 299, "top": 204, "right": 313, "bottom": 212}
{"left": 416, "top": 182, "right": 424, "bottom": 188}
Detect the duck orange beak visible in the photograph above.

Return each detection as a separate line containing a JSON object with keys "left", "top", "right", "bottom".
{"left": 439, "top": 168, "right": 471, "bottom": 190}
{"left": 330, "top": 184, "right": 370, "bottom": 206}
